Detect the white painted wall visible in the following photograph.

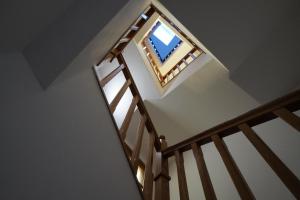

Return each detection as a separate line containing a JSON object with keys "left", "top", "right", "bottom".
{"left": 145, "top": 59, "right": 300, "bottom": 199}
{"left": 0, "top": 53, "right": 142, "bottom": 200}
{"left": 145, "top": 59, "right": 259, "bottom": 145}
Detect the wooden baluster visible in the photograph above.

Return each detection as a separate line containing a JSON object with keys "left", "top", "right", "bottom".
{"left": 131, "top": 25, "right": 139, "bottom": 31}
{"left": 239, "top": 123, "right": 300, "bottom": 199}
{"left": 109, "top": 80, "right": 131, "bottom": 113}
{"left": 155, "top": 136, "right": 171, "bottom": 200}
{"left": 117, "top": 53, "right": 161, "bottom": 151}
{"left": 273, "top": 108, "right": 300, "bottom": 132}
{"left": 100, "top": 64, "right": 125, "bottom": 87}
{"left": 119, "top": 37, "right": 130, "bottom": 44}
{"left": 182, "top": 59, "right": 188, "bottom": 66}
{"left": 175, "top": 150, "right": 189, "bottom": 200}
{"left": 177, "top": 64, "right": 181, "bottom": 71}
{"left": 120, "top": 96, "right": 139, "bottom": 140}
{"left": 144, "top": 133, "right": 155, "bottom": 200}
{"left": 131, "top": 115, "right": 146, "bottom": 172}
{"left": 191, "top": 143, "right": 217, "bottom": 200}
{"left": 188, "top": 52, "right": 196, "bottom": 60}
{"left": 211, "top": 134, "right": 255, "bottom": 200}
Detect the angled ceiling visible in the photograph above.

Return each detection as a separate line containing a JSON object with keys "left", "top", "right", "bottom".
{"left": 0, "top": 0, "right": 76, "bottom": 53}
{"left": 161, "top": 0, "right": 300, "bottom": 103}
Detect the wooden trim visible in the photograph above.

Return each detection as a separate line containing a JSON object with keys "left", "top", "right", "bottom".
{"left": 273, "top": 108, "right": 300, "bottom": 132}
{"left": 117, "top": 54, "right": 161, "bottom": 151}
{"left": 120, "top": 96, "right": 139, "bottom": 140}
{"left": 163, "top": 90, "right": 300, "bottom": 157}
{"left": 212, "top": 134, "right": 255, "bottom": 200}
{"left": 131, "top": 115, "right": 146, "bottom": 172}
{"left": 239, "top": 123, "right": 300, "bottom": 199}
{"left": 109, "top": 80, "right": 131, "bottom": 113}
{"left": 191, "top": 143, "right": 217, "bottom": 200}
{"left": 99, "top": 64, "right": 125, "bottom": 87}
{"left": 175, "top": 150, "right": 189, "bottom": 200}
{"left": 143, "top": 133, "right": 155, "bottom": 200}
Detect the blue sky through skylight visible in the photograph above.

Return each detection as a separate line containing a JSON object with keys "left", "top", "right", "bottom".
{"left": 149, "top": 22, "right": 181, "bottom": 63}
{"left": 153, "top": 23, "right": 175, "bottom": 45}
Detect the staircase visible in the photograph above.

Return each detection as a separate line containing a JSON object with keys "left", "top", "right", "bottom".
{"left": 93, "top": 4, "right": 300, "bottom": 200}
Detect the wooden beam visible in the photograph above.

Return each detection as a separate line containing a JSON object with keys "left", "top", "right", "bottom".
{"left": 143, "top": 133, "right": 155, "bottom": 200}
{"left": 131, "top": 115, "right": 146, "bottom": 172}
{"left": 239, "top": 123, "right": 300, "bottom": 199}
{"left": 175, "top": 150, "right": 189, "bottom": 200}
{"left": 99, "top": 64, "right": 124, "bottom": 87}
{"left": 212, "top": 134, "right": 255, "bottom": 200}
{"left": 273, "top": 108, "right": 300, "bottom": 132}
{"left": 191, "top": 143, "right": 217, "bottom": 200}
{"left": 120, "top": 96, "right": 139, "bottom": 140}
{"left": 109, "top": 80, "right": 131, "bottom": 113}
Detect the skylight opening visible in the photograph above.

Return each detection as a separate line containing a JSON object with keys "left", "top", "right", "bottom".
{"left": 148, "top": 21, "right": 182, "bottom": 63}
{"left": 153, "top": 23, "right": 175, "bottom": 45}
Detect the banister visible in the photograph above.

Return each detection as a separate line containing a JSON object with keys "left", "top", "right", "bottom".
{"left": 117, "top": 54, "right": 161, "bottom": 151}
{"left": 162, "top": 89, "right": 300, "bottom": 158}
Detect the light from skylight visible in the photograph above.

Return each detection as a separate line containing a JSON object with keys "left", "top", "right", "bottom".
{"left": 153, "top": 23, "right": 175, "bottom": 46}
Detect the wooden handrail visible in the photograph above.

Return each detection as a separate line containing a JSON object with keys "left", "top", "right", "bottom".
{"left": 162, "top": 89, "right": 300, "bottom": 158}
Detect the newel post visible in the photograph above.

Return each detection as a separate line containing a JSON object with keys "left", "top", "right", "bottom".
{"left": 154, "top": 135, "right": 171, "bottom": 200}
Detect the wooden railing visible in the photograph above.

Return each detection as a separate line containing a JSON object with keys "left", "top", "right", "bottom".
{"left": 93, "top": 3, "right": 300, "bottom": 200}
{"left": 95, "top": 53, "right": 161, "bottom": 200}
{"left": 161, "top": 90, "right": 300, "bottom": 200}
{"left": 97, "top": 6, "right": 155, "bottom": 64}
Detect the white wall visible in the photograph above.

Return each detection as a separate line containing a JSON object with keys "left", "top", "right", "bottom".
{"left": 145, "top": 59, "right": 259, "bottom": 145}
{"left": 123, "top": 41, "right": 162, "bottom": 100}
{"left": 144, "top": 59, "right": 300, "bottom": 199}
{"left": 0, "top": 53, "right": 142, "bottom": 200}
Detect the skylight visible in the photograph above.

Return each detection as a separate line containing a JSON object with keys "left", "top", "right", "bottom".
{"left": 153, "top": 23, "right": 175, "bottom": 45}
{"left": 149, "top": 22, "right": 182, "bottom": 63}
